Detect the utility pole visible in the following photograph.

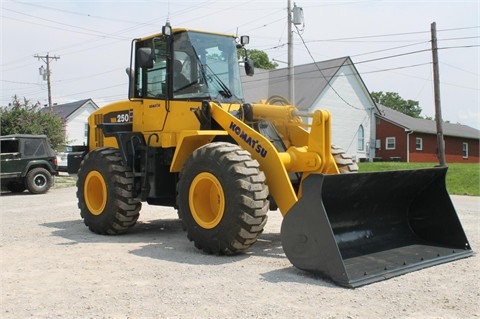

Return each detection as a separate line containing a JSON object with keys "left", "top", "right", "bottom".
{"left": 430, "top": 22, "right": 446, "bottom": 167}
{"left": 287, "top": 1, "right": 303, "bottom": 105}
{"left": 287, "top": 0, "right": 294, "bottom": 104}
{"left": 35, "top": 53, "right": 60, "bottom": 112}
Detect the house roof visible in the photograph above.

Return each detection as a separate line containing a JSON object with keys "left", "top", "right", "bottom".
{"left": 242, "top": 57, "right": 353, "bottom": 110}
{"left": 40, "top": 99, "right": 98, "bottom": 119}
{"left": 377, "top": 104, "right": 480, "bottom": 140}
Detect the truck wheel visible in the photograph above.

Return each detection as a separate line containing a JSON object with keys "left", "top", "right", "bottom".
{"left": 26, "top": 167, "right": 52, "bottom": 194}
{"left": 331, "top": 145, "right": 358, "bottom": 173}
{"left": 76, "top": 147, "right": 141, "bottom": 235}
{"left": 177, "top": 142, "right": 269, "bottom": 255}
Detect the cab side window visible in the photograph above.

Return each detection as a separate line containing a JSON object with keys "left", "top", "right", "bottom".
{"left": 135, "top": 39, "right": 167, "bottom": 99}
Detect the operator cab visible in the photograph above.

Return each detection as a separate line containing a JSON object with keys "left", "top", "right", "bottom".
{"left": 129, "top": 25, "right": 254, "bottom": 103}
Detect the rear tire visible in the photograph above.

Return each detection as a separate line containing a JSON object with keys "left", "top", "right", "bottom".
{"left": 177, "top": 142, "right": 269, "bottom": 255}
{"left": 26, "top": 167, "right": 52, "bottom": 194}
{"left": 76, "top": 147, "right": 141, "bottom": 235}
{"left": 331, "top": 145, "right": 358, "bottom": 173}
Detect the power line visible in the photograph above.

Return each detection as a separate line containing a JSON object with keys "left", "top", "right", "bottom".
{"left": 304, "top": 26, "right": 480, "bottom": 43}
{"left": 306, "top": 31, "right": 430, "bottom": 43}
{"left": 439, "top": 36, "right": 480, "bottom": 41}
{"left": 1, "top": 80, "right": 39, "bottom": 85}
{"left": 55, "top": 83, "right": 126, "bottom": 100}
{"left": 10, "top": 0, "right": 143, "bottom": 25}
{"left": 246, "top": 24, "right": 479, "bottom": 112}
{"left": 3, "top": 8, "right": 129, "bottom": 40}
{"left": 359, "top": 62, "right": 432, "bottom": 74}
{"left": 438, "top": 44, "right": 480, "bottom": 50}
{"left": 354, "top": 49, "right": 431, "bottom": 65}
{"left": 351, "top": 41, "right": 431, "bottom": 58}
{"left": 53, "top": 68, "right": 124, "bottom": 84}
{"left": 3, "top": 0, "right": 479, "bottom": 106}
{"left": 293, "top": 24, "right": 363, "bottom": 110}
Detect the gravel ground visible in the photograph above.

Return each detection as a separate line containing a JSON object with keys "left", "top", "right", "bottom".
{"left": 0, "top": 186, "right": 479, "bottom": 319}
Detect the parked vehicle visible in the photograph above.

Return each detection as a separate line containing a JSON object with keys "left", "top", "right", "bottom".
{"left": 0, "top": 134, "right": 58, "bottom": 194}
{"left": 56, "top": 146, "right": 72, "bottom": 172}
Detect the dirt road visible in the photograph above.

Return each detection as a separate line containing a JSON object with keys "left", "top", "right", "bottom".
{"left": 1, "top": 187, "right": 479, "bottom": 318}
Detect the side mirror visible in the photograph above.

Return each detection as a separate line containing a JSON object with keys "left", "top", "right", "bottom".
{"left": 244, "top": 57, "right": 254, "bottom": 76}
{"left": 137, "top": 47, "right": 154, "bottom": 68}
{"left": 239, "top": 35, "right": 253, "bottom": 76}
{"left": 240, "top": 35, "right": 250, "bottom": 46}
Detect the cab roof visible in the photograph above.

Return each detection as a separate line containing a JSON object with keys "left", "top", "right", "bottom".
{"left": 136, "top": 28, "right": 236, "bottom": 42}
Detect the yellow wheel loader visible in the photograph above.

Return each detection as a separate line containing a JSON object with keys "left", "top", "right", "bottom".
{"left": 72, "top": 24, "right": 472, "bottom": 287}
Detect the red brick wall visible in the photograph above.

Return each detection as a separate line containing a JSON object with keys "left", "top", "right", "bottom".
{"left": 409, "top": 132, "right": 438, "bottom": 162}
{"left": 376, "top": 117, "right": 479, "bottom": 163}
{"left": 375, "top": 118, "right": 407, "bottom": 161}
{"left": 445, "top": 136, "right": 479, "bottom": 163}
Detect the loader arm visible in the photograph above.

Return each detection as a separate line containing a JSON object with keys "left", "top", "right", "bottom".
{"left": 211, "top": 103, "right": 297, "bottom": 214}
{"left": 210, "top": 102, "right": 338, "bottom": 216}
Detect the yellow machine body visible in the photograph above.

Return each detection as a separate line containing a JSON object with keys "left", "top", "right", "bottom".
{"left": 75, "top": 26, "right": 472, "bottom": 288}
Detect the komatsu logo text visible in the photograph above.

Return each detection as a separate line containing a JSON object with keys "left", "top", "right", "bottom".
{"left": 229, "top": 122, "right": 268, "bottom": 158}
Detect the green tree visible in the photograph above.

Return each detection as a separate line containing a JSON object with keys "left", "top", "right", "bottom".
{"left": 238, "top": 49, "right": 278, "bottom": 70}
{"left": 371, "top": 91, "right": 422, "bottom": 118}
{"left": 1, "top": 95, "right": 66, "bottom": 148}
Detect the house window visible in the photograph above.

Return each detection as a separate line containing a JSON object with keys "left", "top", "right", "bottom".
{"left": 357, "top": 125, "right": 364, "bottom": 151}
{"left": 84, "top": 123, "right": 88, "bottom": 138}
{"left": 386, "top": 137, "right": 396, "bottom": 150}
{"left": 463, "top": 142, "right": 468, "bottom": 158}
{"left": 415, "top": 137, "right": 423, "bottom": 151}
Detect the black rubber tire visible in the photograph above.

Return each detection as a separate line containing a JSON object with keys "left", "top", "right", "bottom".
{"left": 177, "top": 142, "right": 269, "bottom": 255}
{"left": 6, "top": 181, "right": 26, "bottom": 193}
{"left": 25, "top": 167, "right": 53, "bottom": 194}
{"left": 76, "top": 147, "right": 141, "bottom": 235}
{"left": 331, "top": 145, "right": 359, "bottom": 173}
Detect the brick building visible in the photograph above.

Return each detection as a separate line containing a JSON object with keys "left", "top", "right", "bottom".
{"left": 375, "top": 104, "right": 479, "bottom": 163}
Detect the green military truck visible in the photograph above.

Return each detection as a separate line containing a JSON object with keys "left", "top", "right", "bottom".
{"left": 0, "top": 135, "right": 58, "bottom": 194}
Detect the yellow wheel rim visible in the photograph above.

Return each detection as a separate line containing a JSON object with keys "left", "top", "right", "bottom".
{"left": 189, "top": 172, "right": 225, "bottom": 229}
{"left": 84, "top": 170, "right": 107, "bottom": 216}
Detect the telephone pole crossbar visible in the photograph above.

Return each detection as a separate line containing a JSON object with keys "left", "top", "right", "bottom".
{"left": 34, "top": 53, "right": 60, "bottom": 112}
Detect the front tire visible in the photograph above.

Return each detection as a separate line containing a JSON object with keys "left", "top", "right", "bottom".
{"left": 76, "top": 147, "right": 141, "bottom": 235}
{"left": 177, "top": 142, "right": 269, "bottom": 255}
{"left": 26, "top": 167, "right": 52, "bottom": 194}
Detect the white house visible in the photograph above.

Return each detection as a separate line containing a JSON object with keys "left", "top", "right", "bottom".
{"left": 242, "top": 57, "right": 378, "bottom": 162}
{"left": 42, "top": 99, "right": 99, "bottom": 146}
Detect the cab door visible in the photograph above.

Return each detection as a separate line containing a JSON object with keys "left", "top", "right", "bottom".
{"left": 133, "top": 38, "right": 169, "bottom": 134}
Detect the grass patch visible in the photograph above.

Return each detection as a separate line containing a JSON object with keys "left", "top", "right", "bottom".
{"left": 358, "top": 162, "right": 479, "bottom": 196}
{"left": 53, "top": 174, "right": 77, "bottom": 189}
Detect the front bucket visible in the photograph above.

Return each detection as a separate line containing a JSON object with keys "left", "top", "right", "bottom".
{"left": 281, "top": 167, "right": 473, "bottom": 288}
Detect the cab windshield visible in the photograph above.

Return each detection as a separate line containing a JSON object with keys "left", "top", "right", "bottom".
{"left": 173, "top": 31, "right": 244, "bottom": 102}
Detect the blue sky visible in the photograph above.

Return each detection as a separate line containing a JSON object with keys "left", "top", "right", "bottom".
{"left": 1, "top": 0, "right": 479, "bottom": 129}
